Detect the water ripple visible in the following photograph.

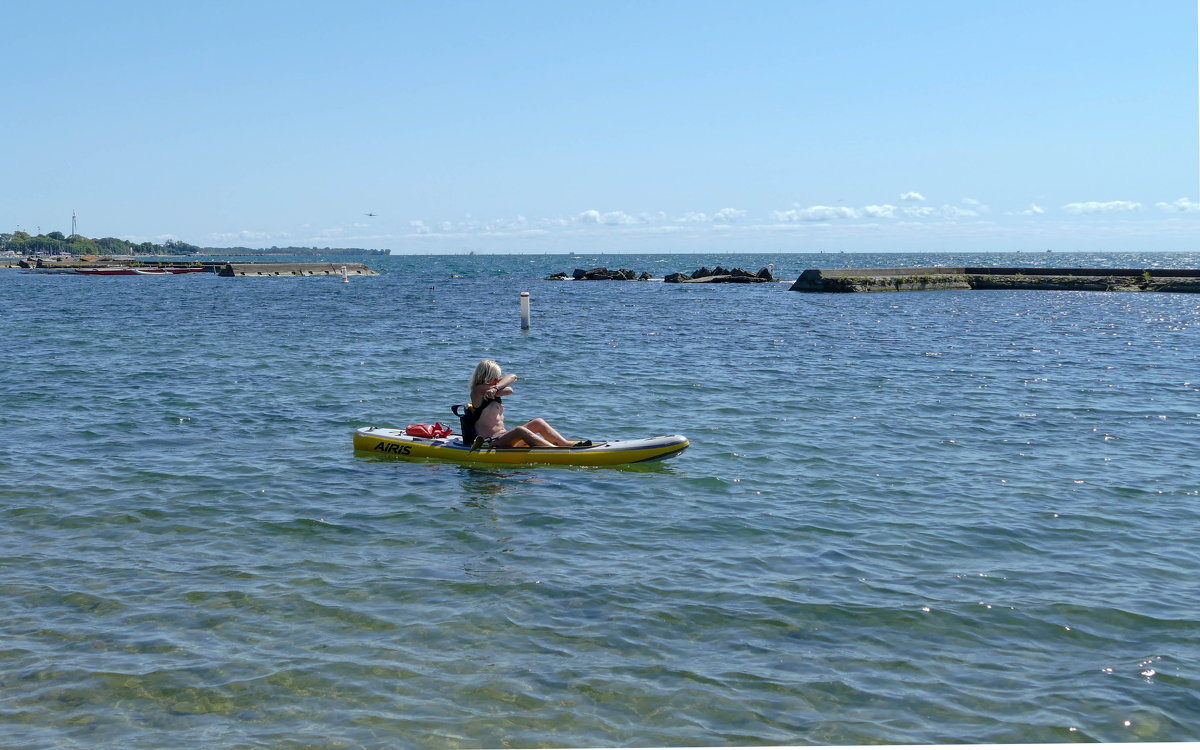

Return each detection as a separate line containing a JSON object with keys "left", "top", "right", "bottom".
{"left": 2, "top": 254, "right": 1199, "bottom": 746}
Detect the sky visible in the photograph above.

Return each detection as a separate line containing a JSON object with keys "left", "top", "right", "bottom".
{"left": 3, "top": 0, "right": 1198, "bottom": 254}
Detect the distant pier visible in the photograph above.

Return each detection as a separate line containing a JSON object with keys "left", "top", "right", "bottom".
{"left": 790, "top": 267, "right": 1200, "bottom": 293}
{"left": 216, "top": 262, "right": 377, "bottom": 277}
{"left": 8, "top": 257, "right": 221, "bottom": 272}
{"left": 2, "top": 258, "right": 378, "bottom": 277}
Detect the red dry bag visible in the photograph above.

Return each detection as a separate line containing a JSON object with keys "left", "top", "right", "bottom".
{"left": 405, "top": 422, "right": 452, "bottom": 439}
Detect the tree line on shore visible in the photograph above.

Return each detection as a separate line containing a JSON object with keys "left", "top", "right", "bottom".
{"left": 0, "top": 232, "right": 387, "bottom": 257}
{"left": 0, "top": 231, "right": 201, "bottom": 257}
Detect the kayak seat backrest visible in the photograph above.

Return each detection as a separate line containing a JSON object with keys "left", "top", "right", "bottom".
{"left": 451, "top": 403, "right": 477, "bottom": 442}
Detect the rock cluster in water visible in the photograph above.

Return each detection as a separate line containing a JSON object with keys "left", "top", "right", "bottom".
{"left": 546, "top": 267, "right": 651, "bottom": 281}
{"left": 545, "top": 266, "right": 774, "bottom": 283}
{"left": 664, "top": 266, "right": 773, "bottom": 283}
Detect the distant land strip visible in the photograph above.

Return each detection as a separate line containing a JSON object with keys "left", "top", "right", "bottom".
{"left": 0, "top": 230, "right": 386, "bottom": 257}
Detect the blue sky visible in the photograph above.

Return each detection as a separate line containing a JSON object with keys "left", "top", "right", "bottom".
{"left": 3, "top": 0, "right": 1197, "bottom": 253}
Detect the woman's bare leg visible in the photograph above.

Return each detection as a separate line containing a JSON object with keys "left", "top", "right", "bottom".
{"left": 525, "top": 418, "right": 572, "bottom": 446}
{"left": 490, "top": 425, "right": 555, "bottom": 448}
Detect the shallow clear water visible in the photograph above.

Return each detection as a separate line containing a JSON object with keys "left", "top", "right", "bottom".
{"left": 2, "top": 252, "right": 1199, "bottom": 747}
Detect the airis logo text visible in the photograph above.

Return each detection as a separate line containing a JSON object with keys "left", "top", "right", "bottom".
{"left": 375, "top": 442, "right": 412, "bottom": 455}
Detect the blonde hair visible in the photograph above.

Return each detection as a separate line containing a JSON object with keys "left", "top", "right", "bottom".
{"left": 470, "top": 359, "right": 501, "bottom": 389}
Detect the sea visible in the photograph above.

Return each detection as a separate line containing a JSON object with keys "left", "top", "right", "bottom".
{"left": 2, "top": 251, "right": 1198, "bottom": 749}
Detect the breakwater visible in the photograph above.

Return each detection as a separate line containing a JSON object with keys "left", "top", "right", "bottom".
{"left": 215, "top": 262, "right": 377, "bottom": 277}
{"left": 790, "top": 266, "right": 1200, "bottom": 293}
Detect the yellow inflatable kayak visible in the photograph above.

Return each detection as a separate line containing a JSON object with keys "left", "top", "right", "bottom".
{"left": 353, "top": 426, "right": 689, "bottom": 466}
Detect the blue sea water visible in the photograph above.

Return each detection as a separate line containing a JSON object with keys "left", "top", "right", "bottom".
{"left": 1, "top": 251, "right": 1199, "bottom": 748}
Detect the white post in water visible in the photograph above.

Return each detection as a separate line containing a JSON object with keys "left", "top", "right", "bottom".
{"left": 341, "top": 265, "right": 349, "bottom": 283}
{"left": 519, "top": 291, "right": 531, "bottom": 330}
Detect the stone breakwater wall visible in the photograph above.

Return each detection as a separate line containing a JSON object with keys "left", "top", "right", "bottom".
{"left": 217, "top": 262, "right": 377, "bottom": 277}
{"left": 790, "top": 267, "right": 1200, "bottom": 293}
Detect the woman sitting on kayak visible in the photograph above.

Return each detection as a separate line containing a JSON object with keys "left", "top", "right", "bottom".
{"left": 469, "top": 359, "right": 578, "bottom": 448}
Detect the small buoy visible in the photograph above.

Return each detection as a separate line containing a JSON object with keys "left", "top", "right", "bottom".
{"left": 519, "top": 291, "right": 531, "bottom": 330}
{"left": 341, "top": 265, "right": 349, "bottom": 283}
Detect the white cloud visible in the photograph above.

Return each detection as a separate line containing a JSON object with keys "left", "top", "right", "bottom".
{"left": 770, "top": 201, "right": 995, "bottom": 222}
{"left": 1155, "top": 197, "right": 1200, "bottom": 212}
{"left": 901, "top": 203, "right": 983, "bottom": 219}
{"left": 1009, "top": 203, "right": 1045, "bottom": 216}
{"left": 396, "top": 193, "right": 1179, "bottom": 246}
{"left": 773, "top": 205, "right": 859, "bottom": 222}
{"left": 206, "top": 229, "right": 293, "bottom": 243}
{"left": 576, "top": 209, "right": 639, "bottom": 226}
{"left": 1063, "top": 200, "right": 1141, "bottom": 214}
{"left": 477, "top": 216, "right": 529, "bottom": 232}
{"left": 674, "top": 207, "right": 747, "bottom": 223}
